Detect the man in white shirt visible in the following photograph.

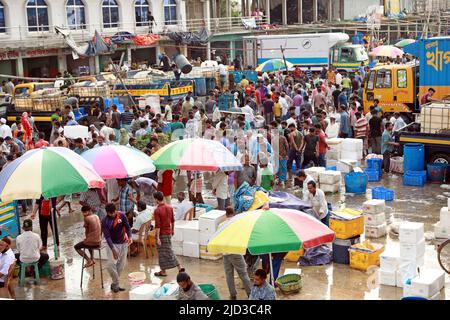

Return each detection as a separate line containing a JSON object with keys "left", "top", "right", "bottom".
{"left": 99, "top": 122, "right": 114, "bottom": 143}
{"left": 390, "top": 112, "right": 406, "bottom": 132}
{"left": 325, "top": 115, "right": 340, "bottom": 138}
{"left": 335, "top": 70, "right": 342, "bottom": 86}
{"left": 174, "top": 192, "right": 194, "bottom": 221}
{"left": 0, "top": 237, "right": 15, "bottom": 288}
{"left": 135, "top": 177, "right": 158, "bottom": 205}
{"left": 294, "top": 170, "right": 316, "bottom": 202}
{"left": 218, "top": 63, "right": 228, "bottom": 89}
{"left": 130, "top": 201, "right": 154, "bottom": 256}
{"left": 241, "top": 100, "right": 255, "bottom": 125}
{"left": 15, "top": 219, "right": 49, "bottom": 272}
{"left": 212, "top": 171, "right": 230, "bottom": 210}
{"left": 0, "top": 118, "right": 12, "bottom": 138}
{"left": 164, "top": 99, "right": 173, "bottom": 122}
{"left": 306, "top": 181, "right": 329, "bottom": 223}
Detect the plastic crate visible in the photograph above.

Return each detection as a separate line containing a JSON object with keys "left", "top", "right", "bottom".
{"left": 367, "top": 158, "right": 383, "bottom": 172}
{"left": 364, "top": 168, "right": 381, "bottom": 182}
{"left": 372, "top": 186, "right": 394, "bottom": 201}
{"left": 326, "top": 166, "right": 337, "bottom": 171}
{"left": 284, "top": 248, "right": 305, "bottom": 262}
{"left": 403, "top": 170, "right": 427, "bottom": 187}
{"left": 329, "top": 211, "right": 365, "bottom": 239}
{"left": 349, "top": 242, "right": 384, "bottom": 271}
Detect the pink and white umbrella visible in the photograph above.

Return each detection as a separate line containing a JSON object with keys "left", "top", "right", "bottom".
{"left": 81, "top": 145, "right": 156, "bottom": 179}
{"left": 369, "top": 45, "right": 404, "bottom": 58}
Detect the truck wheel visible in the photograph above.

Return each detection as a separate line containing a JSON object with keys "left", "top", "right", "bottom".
{"left": 431, "top": 153, "right": 450, "bottom": 164}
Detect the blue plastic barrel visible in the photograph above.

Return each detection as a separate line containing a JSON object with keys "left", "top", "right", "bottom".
{"left": 194, "top": 78, "right": 207, "bottom": 96}
{"left": 427, "top": 163, "right": 448, "bottom": 183}
{"left": 344, "top": 172, "right": 368, "bottom": 194}
{"left": 205, "top": 77, "right": 216, "bottom": 92}
{"left": 404, "top": 143, "right": 425, "bottom": 172}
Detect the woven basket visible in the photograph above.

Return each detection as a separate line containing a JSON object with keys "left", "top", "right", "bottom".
{"left": 275, "top": 273, "right": 302, "bottom": 294}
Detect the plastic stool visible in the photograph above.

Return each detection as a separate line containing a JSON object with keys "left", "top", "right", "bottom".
{"left": 80, "top": 246, "right": 104, "bottom": 289}
{"left": 19, "top": 261, "right": 40, "bottom": 287}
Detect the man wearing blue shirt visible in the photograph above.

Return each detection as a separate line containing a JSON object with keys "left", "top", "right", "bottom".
{"left": 381, "top": 122, "right": 399, "bottom": 173}
{"left": 339, "top": 105, "right": 352, "bottom": 138}
{"left": 249, "top": 269, "right": 276, "bottom": 300}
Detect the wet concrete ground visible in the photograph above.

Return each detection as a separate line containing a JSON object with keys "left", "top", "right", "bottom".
{"left": 9, "top": 171, "right": 450, "bottom": 300}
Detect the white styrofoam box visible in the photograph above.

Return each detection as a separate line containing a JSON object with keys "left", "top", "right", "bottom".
{"left": 401, "top": 255, "right": 424, "bottom": 267}
{"left": 402, "top": 283, "right": 414, "bottom": 297}
{"left": 327, "top": 149, "right": 340, "bottom": 160}
{"left": 182, "top": 242, "right": 200, "bottom": 258}
{"left": 337, "top": 159, "right": 357, "bottom": 173}
{"left": 410, "top": 269, "right": 446, "bottom": 297}
{"left": 283, "top": 268, "right": 302, "bottom": 276}
{"left": 365, "top": 223, "right": 387, "bottom": 238}
{"left": 173, "top": 245, "right": 183, "bottom": 256}
{"left": 326, "top": 138, "right": 344, "bottom": 151}
{"left": 379, "top": 269, "right": 396, "bottom": 286}
{"left": 362, "top": 199, "right": 386, "bottom": 214}
{"left": 173, "top": 220, "right": 190, "bottom": 242}
{"left": 129, "top": 284, "right": 160, "bottom": 300}
{"left": 341, "top": 150, "right": 363, "bottom": 161}
{"left": 304, "top": 167, "right": 326, "bottom": 181}
{"left": 320, "top": 183, "right": 340, "bottom": 193}
{"left": 440, "top": 207, "right": 450, "bottom": 226}
{"left": 199, "top": 231, "right": 215, "bottom": 246}
{"left": 319, "top": 170, "right": 342, "bottom": 184}
{"left": 364, "top": 212, "right": 386, "bottom": 227}
{"left": 396, "top": 261, "right": 418, "bottom": 288}
{"left": 380, "top": 247, "right": 401, "bottom": 272}
{"left": 341, "top": 138, "right": 363, "bottom": 152}
{"left": 199, "top": 210, "right": 226, "bottom": 233}
{"left": 429, "top": 291, "right": 442, "bottom": 300}
{"left": 399, "top": 222, "right": 424, "bottom": 244}
{"left": 194, "top": 207, "right": 206, "bottom": 219}
{"left": 400, "top": 238, "right": 425, "bottom": 260}
{"left": 182, "top": 220, "right": 200, "bottom": 244}
{"left": 434, "top": 222, "right": 450, "bottom": 239}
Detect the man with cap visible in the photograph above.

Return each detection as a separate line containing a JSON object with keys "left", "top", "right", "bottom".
{"left": 325, "top": 114, "right": 340, "bottom": 138}
{"left": 176, "top": 272, "right": 209, "bottom": 300}
{"left": 0, "top": 118, "right": 12, "bottom": 139}
{"left": 15, "top": 219, "right": 49, "bottom": 273}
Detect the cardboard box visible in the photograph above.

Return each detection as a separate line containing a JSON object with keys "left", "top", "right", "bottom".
{"left": 380, "top": 247, "right": 401, "bottom": 272}
{"left": 182, "top": 220, "right": 200, "bottom": 244}
{"left": 364, "top": 212, "right": 386, "bottom": 226}
{"left": 434, "top": 222, "right": 450, "bottom": 239}
{"left": 182, "top": 242, "right": 200, "bottom": 258}
{"left": 410, "top": 269, "right": 446, "bottom": 297}
{"left": 400, "top": 238, "right": 425, "bottom": 260}
{"left": 365, "top": 223, "right": 387, "bottom": 238}
{"left": 440, "top": 207, "right": 450, "bottom": 227}
{"left": 399, "top": 222, "right": 424, "bottom": 244}
{"left": 362, "top": 199, "right": 386, "bottom": 214}
{"left": 199, "top": 210, "right": 226, "bottom": 233}
{"left": 129, "top": 284, "right": 160, "bottom": 300}
{"left": 379, "top": 269, "right": 396, "bottom": 286}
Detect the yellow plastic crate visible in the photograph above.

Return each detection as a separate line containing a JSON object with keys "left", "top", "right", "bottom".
{"left": 349, "top": 242, "right": 384, "bottom": 271}
{"left": 329, "top": 208, "right": 364, "bottom": 239}
{"left": 284, "top": 248, "right": 305, "bottom": 262}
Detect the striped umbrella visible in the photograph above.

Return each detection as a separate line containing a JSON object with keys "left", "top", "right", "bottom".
{"left": 395, "top": 39, "right": 416, "bottom": 48}
{"left": 81, "top": 145, "right": 156, "bottom": 179}
{"left": 255, "top": 59, "right": 294, "bottom": 72}
{"left": 150, "top": 138, "right": 242, "bottom": 171}
{"left": 369, "top": 45, "right": 404, "bottom": 58}
{"left": 0, "top": 147, "right": 104, "bottom": 201}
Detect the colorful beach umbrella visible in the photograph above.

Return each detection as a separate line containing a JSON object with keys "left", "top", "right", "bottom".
{"left": 81, "top": 145, "right": 156, "bottom": 179}
{"left": 255, "top": 59, "right": 294, "bottom": 72}
{"left": 0, "top": 147, "right": 104, "bottom": 201}
{"left": 150, "top": 138, "right": 242, "bottom": 171}
{"left": 369, "top": 45, "right": 404, "bottom": 58}
{"left": 395, "top": 39, "right": 416, "bottom": 48}
{"left": 207, "top": 208, "right": 335, "bottom": 255}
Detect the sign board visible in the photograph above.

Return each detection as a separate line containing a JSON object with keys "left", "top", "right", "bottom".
{"left": 0, "top": 201, "right": 19, "bottom": 239}
{"left": 63, "top": 125, "right": 89, "bottom": 139}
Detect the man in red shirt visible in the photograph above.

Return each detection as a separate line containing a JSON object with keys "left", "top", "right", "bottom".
{"left": 34, "top": 132, "right": 49, "bottom": 148}
{"left": 420, "top": 87, "right": 435, "bottom": 105}
{"left": 314, "top": 124, "right": 329, "bottom": 167}
{"left": 153, "top": 191, "right": 184, "bottom": 277}
{"left": 157, "top": 169, "right": 173, "bottom": 204}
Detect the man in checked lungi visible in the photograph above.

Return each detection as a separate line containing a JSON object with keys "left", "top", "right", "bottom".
{"left": 153, "top": 192, "right": 185, "bottom": 277}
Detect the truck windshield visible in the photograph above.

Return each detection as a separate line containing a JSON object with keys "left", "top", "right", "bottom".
{"left": 367, "top": 71, "right": 376, "bottom": 90}
{"left": 375, "top": 70, "right": 392, "bottom": 88}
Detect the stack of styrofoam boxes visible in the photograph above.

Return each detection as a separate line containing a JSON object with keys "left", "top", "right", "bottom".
{"left": 199, "top": 210, "right": 226, "bottom": 260}
{"left": 318, "top": 170, "right": 342, "bottom": 193}
{"left": 182, "top": 220, "right": 200, "bottom": 258}
{"left": 399, "top": 222, "right": 426, "bottom": 270}
{"left": 362, "top": 199, "right": 387, "bottom": 238}
{"left": 304, "top": 167, "right": 326, "bottom": 181}
{"left": 340, "top": 139, "right": 363, "bottom": 164}
{"left": 326, "top": 138, "right": 344, "bottom": 168}
{"left": 379, "top": 246, "right": 419, "bottom": 287}
{"left": 403, "top": 269, "right": 446, "bottom": 300}
{"left": 172, "top": 220, "right": 189, "bottom": 256}
{"left": 434, "top": 199, "right": 450, "bottom": 239}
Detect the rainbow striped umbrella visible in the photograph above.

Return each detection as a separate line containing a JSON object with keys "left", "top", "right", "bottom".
{"left": 81, "top": 145, "right": 156, "bottom": 179}
{"left": 0, "top": 147, "right": 104, "bottom": 201}
{"left": 255, "top": 59, "right": 294, "bottom": 72}
{"left": 150, "top": 138, "right": 242, "bottom": 171}
{"left": 207, "top": 208, "right": 335, "bottom": 255}
{"left": 369, "top": 45, "right": 404, "bottom": 58}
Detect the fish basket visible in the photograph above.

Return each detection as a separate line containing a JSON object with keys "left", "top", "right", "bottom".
{"left": 275, "top": 273, "right": 302, "bottom": 294}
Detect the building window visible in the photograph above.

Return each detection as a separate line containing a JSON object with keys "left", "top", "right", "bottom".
{"left": 0, "top": 2, "right": 5, "bottom": 33}
{"left": 67, "top": 0, "right": 86, "bottom": 30}
{"left": 135, "top": 0, "right": 149, "bottom": 27}
{"left": 26, "top": 0, "right": 49, "bottom": 32}
{"left": 164, "top": 0, "right": 177, "bottom": 25}
{"left": 102, "top": 0, "right": 119, "bottom": 28}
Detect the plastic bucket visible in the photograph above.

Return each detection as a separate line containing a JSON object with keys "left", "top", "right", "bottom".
{"left": 128, "top": 272, "right": 146, "bottom": 288}
{"left": 427, "top": 163, "right": 448, "bottom": 183}
{"left": 173, "top": 54, "right": 193, "bottom": 74}
{"left": 404, "top": 143, "right": 425, "bottom": 172}
{"left": 344, "top": 172, "right": 368, "bottom": 194}
{"left": 49, "top": 259, "right": 65, "bottom": 280}
{"left": 198, "top": 284, "right": 221, "bottom": 300}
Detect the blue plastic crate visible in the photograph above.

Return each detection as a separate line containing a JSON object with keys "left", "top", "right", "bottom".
{"left": 326, "top": 166, "right": 337, "bottom": 171}
{"left": 403, "top": 170, "right": 427, "bottom": 187}
{"left": 367, "top": 158, "right": 383, "bottom": 172}
{"left": 372, "top": 186, "right": 394, "bottom": 201}
{"left": 364, "top": 168, "right": 381, "bottom": 182}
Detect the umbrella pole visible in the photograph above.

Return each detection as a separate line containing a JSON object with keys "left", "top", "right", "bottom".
{"left": 51, "top": 204, "right": 59, "bottom": 260}
{"left": 269, "top": 252, "right": 274, "bottom": 285}
{"left": 193, "top": 171, "right": 197, "bottom": 218}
